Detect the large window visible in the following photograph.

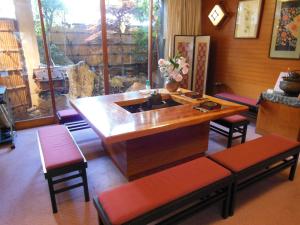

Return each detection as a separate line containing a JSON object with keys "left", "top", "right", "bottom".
{"left": 0, "top": 0, "right": 165, "bottom": 126}
{"left": 36, "top": 0, "right": 104, "bottom": 112}
{"left": 0, "top": 0, "right": 54, "bottom": 121}
{"left": 106, "top": 0, "right": 163, "bottom": 93}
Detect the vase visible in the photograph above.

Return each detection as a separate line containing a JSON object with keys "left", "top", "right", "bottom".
{"left": 165, "top": 79, "right": 180, "bottom": 92}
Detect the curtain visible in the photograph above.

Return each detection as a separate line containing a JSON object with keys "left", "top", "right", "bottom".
{"left": 165, "top": 0, "right": 202, "bottom": 58}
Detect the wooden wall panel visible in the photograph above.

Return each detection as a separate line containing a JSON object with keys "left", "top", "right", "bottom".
{"left": 202, "top": 0, "right": 300, "bottom": 99}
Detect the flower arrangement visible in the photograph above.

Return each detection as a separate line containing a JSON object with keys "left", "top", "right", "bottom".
{"left": 158, "top": 55, "right": 189, "bottom": 83}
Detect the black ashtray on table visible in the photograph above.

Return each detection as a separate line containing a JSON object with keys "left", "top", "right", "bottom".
{"left": 193, "top": 101, "right": 222, "bottom": 112}
{"left": 182, "top": 91, "right": 203, "bottom": 99}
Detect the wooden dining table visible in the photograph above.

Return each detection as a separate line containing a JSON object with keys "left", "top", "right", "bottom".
{"left": 71, "top": 89, "right": 248, "bottom": 180}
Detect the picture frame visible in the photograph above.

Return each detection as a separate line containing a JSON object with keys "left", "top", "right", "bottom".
{"left": 270, "top": 0, "right": 300, "bottom": 59}
{"left": 234, "top": 0, "right": 264, "bottom": 38}
{"left": 192, "top": 36, "right": 210, "bottom": 95}
{"left": 173, "top": 35, "right": 195, "bottom": 90}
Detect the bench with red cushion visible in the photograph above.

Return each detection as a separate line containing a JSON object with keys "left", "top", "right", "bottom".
{"left": 94, "top": 157, "right": 233, "bottom": 225}
{"left": 56, "top": 108, "right": 82, "bottom": 124}
{"left": 38, "top": 125, "right": 90, "bottom": 213}
{"left": 57, "top": 108, "right": 90, "bottom": 131}
{"left": 215, "top": 92, "right": 257, "bottom": 109}
{"left": 209, "top": 134, "right": 300, "bottom": 216}
{"left": 214, "top": 92, "right": 258, "bottom": 118}
{"left": 210, "top": 114, "right": 249, "bottom": 147}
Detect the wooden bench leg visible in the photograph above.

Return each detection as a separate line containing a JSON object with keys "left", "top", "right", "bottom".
{"left": 98, "top": 215, "right": 104, "bottom": 225}
{"left": 241, "top": 124, "right": 248, "bottom": 144}
{"left": 227, "top": 126, "right": 234, "bottom": 148}
{"left": 82, "top": 168, "right": 90, "bottom": 202}
{"left": 222, "top": 184, "right": 232, "bottom": 219}
{"left": 47, "top": 177, "right": 58, "bottom": 213}
{"left": 229, "top": 182, "right": 237, "bottom": 217}
{"left": 289, "top": 153, "right": 299, "bottom": 181}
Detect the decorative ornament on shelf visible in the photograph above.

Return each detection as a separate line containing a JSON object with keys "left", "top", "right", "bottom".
{"left": 158, "top": 55, "right": 189, "bottom": 93}
{"left": 279, "top": 68, "right": 300, "bottom": 97}
{"left": 208, "top": 4, "right": 226, "bottom": 26}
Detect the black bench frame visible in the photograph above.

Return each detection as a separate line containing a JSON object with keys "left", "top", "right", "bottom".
{"left": 57, "top": 111, "right": 83, "bottom": 124}
{"left": 65, "top": 120, "right": 90, "bottom": 132}
{"left": 94, "top": 175, "right": 233, "bottom": 225}
{"left": 215, "top": 95, "right": 258, "bottom": 119}
{"left": 210, "top": 118, "right": 249, "bottom": 148}
{"left": 209, "top": 146, "right": 300, "bottom": 216}
{"left": 38, "top": 130, "right": 90, "bottom": 213}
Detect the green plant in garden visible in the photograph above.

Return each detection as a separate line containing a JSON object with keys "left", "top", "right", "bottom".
{"left": 33, "top": 0, "right": 71, "bottom": 65}
{"left": 131, "top": 0, "right": 162, "bottom": 63}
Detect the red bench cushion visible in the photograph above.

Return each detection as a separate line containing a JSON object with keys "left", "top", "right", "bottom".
{"left": 220, "top": 115, "right": 247, "bottom": 123}
{"left": 210, "top": 134, "right": 300, "bottom": 172}
{"left": 57, "top": 108, "right": 79, "bottom": 119}
{"left": 215, "top": 92, "right": 257, "bottom": 107}
{"left": 98, "top": 157, "right": 231, "bottom": 225}
{"left": 38, "top": 125, "right": 83, "bottom": 170}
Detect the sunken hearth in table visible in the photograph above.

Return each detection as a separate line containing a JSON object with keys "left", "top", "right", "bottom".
{"left": 117, "top": 92, "right": 224, "bottom": 114}
{"left": 120, "top": 98, "right": 182, "bottom": 113}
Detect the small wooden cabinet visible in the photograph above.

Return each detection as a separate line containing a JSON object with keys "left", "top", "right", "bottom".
{"left": 256, "top": 100, "right": 300, "bottom": 141}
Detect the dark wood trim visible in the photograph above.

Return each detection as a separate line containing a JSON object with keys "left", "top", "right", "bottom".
{"left": 37, "top": 0, "right": 57, "bottom": 114}
{"left": 148, "top": 0, "right": 153, "bottom": 87}
{"left": 15, "top": 116, "right": 56, "bottom": 130}
{"left": 100, "top": 0, "right": 110, "bottom": 95}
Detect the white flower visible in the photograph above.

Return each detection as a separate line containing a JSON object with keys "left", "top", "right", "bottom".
{"left": 177, "top": 57, "right": 186, "bottom": 67}
{"left": 174, "top": 74, "right": 183, "bottom": 82}
{"left": 169, "top": 70, "right": 178, "bottom": 79}
{"left": 160, "top": 67, "right": 167, "bottom": 73}
{"left": 179, "top": 57, "right": 186, "bottom": 63}
{"left": 158, "top": 56, "right": 189, "bottom": 82}
{"left": 182, "top": 64, "right": 189, "bottom": 74}
{"left": 167, "top": 65, "right": 174, "bottom": 74}
{"left": 158, "top": 59, "right": 165, "bottom": 66}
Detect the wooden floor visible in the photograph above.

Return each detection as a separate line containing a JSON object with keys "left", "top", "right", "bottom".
{"left": 1, "top": 121, "right": 300, "bottom": 225}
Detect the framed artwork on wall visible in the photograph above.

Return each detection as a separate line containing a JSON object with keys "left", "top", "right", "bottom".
{"left": 234, "top": 0, "right": 264, "bottom": 38}
{"left": 173, "top": 35, "right": 195, "bottom": 90}
{"left": 270, "top": 0, "right": 300, "bottom": 59}
{"left": 192, "top": 36, "right": 210, "bottom": 95}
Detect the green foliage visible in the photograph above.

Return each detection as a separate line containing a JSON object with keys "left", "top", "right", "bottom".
{"left": 132, "top": 0, "right": 161, "bottom": 23}
{"left": 33, "top": 0, "right": 71, "bottom": 65}
{"left": 49, "top": 43, "right": 73, "bottom": 65}
{"left": 132, "top": 27, "right": 148, "bottom": 63}
{"left": 32, "top": 0, "right": 65, "bottom": 32}
{"left": 41, "top": 0, "right": 65, "bottom": 32}
{"left": 106, "top": 5, "right": 133, "bottom": 33}
{"left": 37, "top": 37, "right": 72, "bottom": 65}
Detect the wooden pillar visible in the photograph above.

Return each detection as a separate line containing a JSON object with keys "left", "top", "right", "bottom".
{"left": 100, "top": 0, "right": 110, "bottom": 95}
{"left": 148, "top": 0, "right": 153, "bottom": 87}
{"left": 37, "top": 0, "right": 57, "bottom": 114}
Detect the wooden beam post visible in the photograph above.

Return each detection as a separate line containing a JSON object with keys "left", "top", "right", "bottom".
{"left": 148, "top": 0, "right": 153, "bottom": 87}
{"left": 100, "top": 0, "right": 110, "bottom": 95}
{"left": 37, "top": 0, "right": 57, "bottom": 115}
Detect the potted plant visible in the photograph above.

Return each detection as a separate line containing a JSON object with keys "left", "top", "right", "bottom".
{"left": 280, "top": 70, "right": 300, "bottom": 97}
{"left": 158, "top": 55, "right": 189, "bottom": 92}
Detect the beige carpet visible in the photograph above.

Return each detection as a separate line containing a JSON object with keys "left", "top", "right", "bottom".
{"left": 0, "top": 122, "right": 299, "bottom": 225}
